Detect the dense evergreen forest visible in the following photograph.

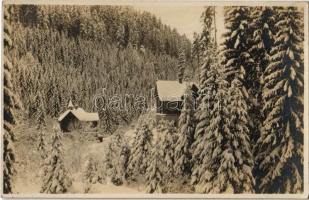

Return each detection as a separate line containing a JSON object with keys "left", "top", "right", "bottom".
{"left": 191, "top": 6, "right": 304, "bottom": 194}
{"left": 7, "top": 5, "right": 194, "bottom": 131}
{"left": 3, "top": 4, "right": 305, "bottom": 195}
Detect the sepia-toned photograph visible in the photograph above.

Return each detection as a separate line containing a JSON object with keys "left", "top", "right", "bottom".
{"left": 2, "top": 0, "right": 308, "bottom": 198}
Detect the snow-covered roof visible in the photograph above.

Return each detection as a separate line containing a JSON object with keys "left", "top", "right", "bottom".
{"left": 58, "top": 107, "right": 99, "bottom": 122}
{"left": 156, "top": 80, "right": 197, "bottom": 101}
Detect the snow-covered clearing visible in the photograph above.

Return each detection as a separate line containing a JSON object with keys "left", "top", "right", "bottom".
{"left": 12, "top": 118, "right": 143, "bottom": 194}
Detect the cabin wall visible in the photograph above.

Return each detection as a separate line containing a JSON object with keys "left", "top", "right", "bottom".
{"left": 156, "top": 100, "right": 182, "bottom": 115}
{"left": 81, "top": 121, "right": 98, "bottom": 131}
{"left": 155, "top": 84, "right": 198, "bottom": 115}
{"left": 164, "top": 101, "right": 182, "bottom": 114}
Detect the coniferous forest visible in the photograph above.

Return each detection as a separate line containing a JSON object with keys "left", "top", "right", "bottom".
{"left": 3, "top": 4, "right": 305, "bottom": 195}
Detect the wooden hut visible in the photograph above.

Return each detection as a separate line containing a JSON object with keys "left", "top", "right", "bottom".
{"left": 155, "top": 80, "right": 198, "bottom": 123}
{"left": 58, "top": 100, "right": 99, "bottom": 132}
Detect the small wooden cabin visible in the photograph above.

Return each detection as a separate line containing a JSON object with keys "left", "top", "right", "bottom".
{"left": 155, "top": 80, "right": 198, "bottom": 123}
{"left": 58, "top": 101, "right": 99, "bottom": 132}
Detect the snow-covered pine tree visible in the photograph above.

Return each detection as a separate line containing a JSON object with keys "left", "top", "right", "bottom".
{"left": 105, "top": 133, "right": 130, "bottom": 185}
{"left": 37, "top": 130, "right": 46, "bottom": 158}
{"left": 41, "top": 128, "right": 71, "bottom": 193}
{"left": 221, "top": 7, "right": 254, "bottom": 85}
{"left": 36, "top": 96, "right": 46, "bottom": 130}
{"left": 51, "top": 82, "right": 61, "bottom": 117}
{"left": 192, "top": 32, "right": 201, "bottom": 70}
{"left": 127, "top": 123, "right": 153, "bottom": 179}
{"left": 191, "top": 5, "right": 218, "bottom": 190}
{"left": 224, "top": 77, "right": 255, "bottom": 193}
{"left": 3, "top": 5, "right": 17, "bottom": 194}
{"left": 195, "top": 5, "right": 217, "bottom": 122}
{"left": 83, "top": 157, "right": 97, "bottom": 193}
{"left": 104, "top": 142, "right": 114, "bottom": 175}
{"left": 3, "top": 126, "right": 15, "bottom": 194}
{"left": 116, "top": 24, "right": 129, "bottom": 49}
{"left": 191, "top": 66, "right": 228, "bottom": 193}
{"left": 256, "top": 7, "right": 304, "bottom": 193}
{"left": 248, "top": 6, "right": 276, "bottom": 144}
{"left": 174, "top": 87, "right": 195, "bottom": 177}
{"left": 177, "top": 43, "right": 186, "bottom": 83}
{"left": 211, "top": 6, "right": 254, "bottom": 193}
{"left": 191, "top": 6, "right": 255, "bottom": 193}
{"left": 145, "top": 142, "right": 164, "bottom": 193}
{"left": 219, "top": 10, "right": 256, "bottom": 178}
{"left": 249, "top": 7, "right": 276, "bottom": 85}
{"left": 36, "top": 96, "right": 47, "bottom": 160}
{"left": 199, "top": 6, "right": 216, "bottom": 53}
{"left": 95, "top": 93, "right": 119, "bottom": 134}
{"left": 192, "top": 65, "right": 255, "bottom": 193}
{"left": 156, "top": 120, "right": 177, "bottom": 183}
{"left": 248, "top": 7, "right": 277, "bottom": 190}
{"left": 190, "top": 54, "right": 217, "bottom": 189}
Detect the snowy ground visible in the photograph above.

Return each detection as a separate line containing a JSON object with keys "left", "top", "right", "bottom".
{"left": 12, "top": 117, "right": 143, "bottom": 194}
{"left": 70, "top": 180, "right": 143, "bottom": 194}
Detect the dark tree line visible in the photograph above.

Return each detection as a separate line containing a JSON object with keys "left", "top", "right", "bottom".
{"left": 11, "top": 5, "right": 191, "bottom": 58}
{"left": 6, "top": 5, "right": 194, "bottom": 134}
{"left": 3, "top": 4, "right": 195, "bottom": 194}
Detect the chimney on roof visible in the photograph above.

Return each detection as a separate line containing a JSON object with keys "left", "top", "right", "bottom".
{"left": 74, "top": 104, "right": 79, "bottom": 109}
{"left": 68, "top": 100, "right": 74, "bottom": 110}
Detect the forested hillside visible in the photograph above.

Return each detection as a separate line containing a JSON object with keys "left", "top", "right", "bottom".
{"left": 3, "top": 4, "right": 305, "bottom": 195}
{"left": 8, "top": 5, "right": 193, "bottom": 131}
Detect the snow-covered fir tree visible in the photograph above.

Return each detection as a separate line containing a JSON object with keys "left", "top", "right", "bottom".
{"left": 174, "top": 88, "right": 195, "bottom": 177}
{"left": 105, "top": 133, "right": 130, "bottom": 185}
{"left": 83, "top": 157, "right": 97, "bottom": 193}
{"left": 256, "top": 7, "right": 304, "bottom": 193}
{"left": 199, "top": 6, "right": 216, "bottom": 52}
{"left": 156, "top": 120, "right": 177, "bottom": 183}
{"left": 194, "top": 5, "right": 217, "bottom": 128}
{"left": 221, "top": 7, "right": 254, "bottom": 86}
{"left": 216, "top": 6, "right": 254, "bottom": 193}
{"left": 37, "top": 96, "right": 47, "bottom": 159}
{"left": 192, "top": 67, "right": 255, "bottom": 193}
{"left": 95, "top": 94, "right": 119, "bottom": 134}
{"left": 219, "top": 9, "right": 256, "bottom": 168}
{"left": 249, "top": 6, "right": 276, "bottom": 145}
{"left": 36, "top": 96, "right": 46, "bottom": 130}
{"left": 177, "top": 43, "right": 186, "bottom": 83}
{"left": 37, "top": 130, "right": 46, "bottom": 159}
{"left": 191, "top": 6, "right": 256, "bottom": 193}
{"left": 191, "top": 67, "right": 228, "bottom": 193}
{"left": 190, "top": 55, "right": 216, "bottom": 189}
{"left": 193, "top": 47, "right": 218, "bottom": 151}
{"left": 145, "top": 143, "right": 164, "bottom": 193}
{"left": 191, "top": 5, "right": 218, "bottom": 191}
{"left": 249, "top": 7, "right": 276, "bottom": 86}
{"left": 3, "top": 123, "right": 15, "bottom": 194}
{"left": 41, "top": 128, "right": 71, "bottom": 193}
{"left": 225, "top": 77, "right": 255, "bottom": 193}
{"left": 50, "top": 82, "right": 61, "bottom": 117}
{"left": 248, "top": 7, "right": 277, "bottom": 189}
{"left": 3, "top": 5, "right": 17, "bottom": 194}
{"left": 127, "top": 123, "right": 153, "bottom": 179}
{"left": 192, "top": 32, "right": 202, "bottom": 70}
